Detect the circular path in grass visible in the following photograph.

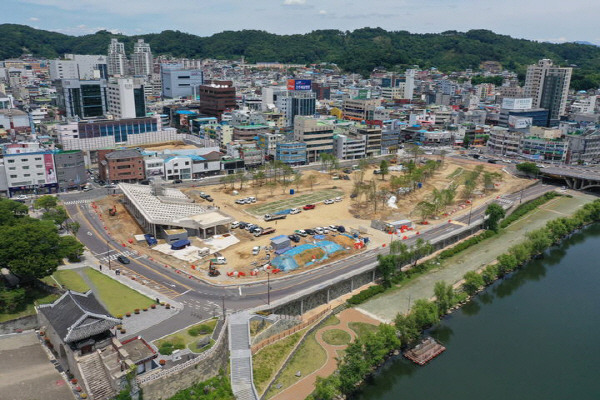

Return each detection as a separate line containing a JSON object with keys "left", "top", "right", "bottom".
{"left": 321, "top": 329, "right": 351, "bottom": 345}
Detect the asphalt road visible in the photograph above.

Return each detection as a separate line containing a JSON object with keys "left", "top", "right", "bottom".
{"left": 60, "top": 179, "right": 554, "bottom": 331}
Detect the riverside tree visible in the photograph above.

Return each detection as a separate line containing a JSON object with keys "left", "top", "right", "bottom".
{"left": 485, "top": 203, "right": 506, "bottom": 231}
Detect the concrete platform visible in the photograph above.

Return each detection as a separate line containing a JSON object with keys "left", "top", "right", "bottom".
{"left": 0, "top": 332, "right": 74, "bottom": 400}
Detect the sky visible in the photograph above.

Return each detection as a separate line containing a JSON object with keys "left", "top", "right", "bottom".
{"left": 2, "top": 0, "right": 600, "bottom": 45}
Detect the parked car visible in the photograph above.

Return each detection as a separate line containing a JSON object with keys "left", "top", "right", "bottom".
{"left": 343, "top": 168, "right": 352, "bottom": 174}
{"left": 336, "top": 225, "right": 346, "bottom": 233}
{"left": 324, "top": 199, "right": 334, "bottom": 205}
{"left": 249, "top": 226, "right": 262, "bottom": 234}
{"left": 288, "top": 234, "right": 301, "bottom": 243}
{"left": 295, "top": 229, "right": 307, "bottom": 237}
{"left": 238, "top": 222, "right": 249, "bottom": 229}
{"left": 334, "top": 196, "right": 342, "bottom": 202}
{"left": 247, "top": 196, "right": 256, "bottom": 203}
{"left": 303, "top": 204, "right": 316, "bottom": 210}
{"left": 304, "top": 228, "right": 316, "bottom": 235}
{"left": 373, "top": 169, "right": 382, "bottom": 175}
{"left": 231, "top": 221, "right": 240, "bottom": 229}
{"left": 173, "top": 179, "right": 183, "bottom": 184}
{"left": 252, "top": 246, "right": 261, "bottom": 255}
{"left": 117, "top": 255, "right": 131, "bottom": 264}
{"left": 235, "top": 198, "right": 247, "bottom": 204}
{"left": 314, "top": 227, "right": 324, "bottom": 235}
{"left": 205, "top": 196, "right": 214, "bottom": 202}
{"left": 290, "top": 208, "right": 301, "bottom": 215}
{"left": 329, "top": 225, "right": 338, "bottom": 231}
{"left": 105, "top": 184, "right": 117, "bottom": 189}
{"left": 246, "top": 224, "right": 258, "bottom": 231}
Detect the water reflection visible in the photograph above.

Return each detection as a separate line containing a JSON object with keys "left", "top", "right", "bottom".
{"left": 430, "top": 324, "right": 454, "bottom": 344}
{"left": 461, "top": 299, "right": 481, "bottom": 316}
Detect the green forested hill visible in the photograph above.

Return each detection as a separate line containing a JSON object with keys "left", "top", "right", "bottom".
{"left": 2, "top": 24, "right": 600, "bottom": 89}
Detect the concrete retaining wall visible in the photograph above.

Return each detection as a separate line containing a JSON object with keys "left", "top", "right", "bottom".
{"left": 0, "top": 314, "right": 39, "bottom": 334}
{"left": 138, "top": 323, "right": 229, "bottom": 400}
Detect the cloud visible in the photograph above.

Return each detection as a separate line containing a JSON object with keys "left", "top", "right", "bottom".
{"left": 283, "top": 0, "right": 306, "bottom": 5}
{"left": 28, "top": 17, "right": 40, "bottom": 21}
{"left": 318, "top": 9, "right": 327, "bottom": 15}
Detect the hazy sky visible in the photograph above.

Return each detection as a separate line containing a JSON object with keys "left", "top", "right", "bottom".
{"left": 3, "top": 0, "right": 600, "bottom": 44}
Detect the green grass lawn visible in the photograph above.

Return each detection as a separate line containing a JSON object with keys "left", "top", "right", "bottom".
{"left": 83, "top": 268, "right": 154, "bottom": 316}
{"left": 321, "top": 329, "right": 351, "bottom": 345}
{"left": 247, "top": 189, "right": 344, "bottom": 215}
{"left": 253, "top": 328, "right": 307, "bottom": 394}
{"left": 265, "top": 328, "right": 327, "bottom": 399}
{"left": 42, "top": 269, "right": 90, "bottom": 293}
{"left": 321, "top": 314, "right": 340, "bottom": 327}
{"left": 154, "top": 319, "right": 218, "bottom": 355}
{"left": 0, "top": 287, "right": 58, "bottom": 323}
{"left": 348, "top": 322, "right": 378, "bottom": 338}
{"left": 167, "top": 372, "right": 234, "bottom": 400}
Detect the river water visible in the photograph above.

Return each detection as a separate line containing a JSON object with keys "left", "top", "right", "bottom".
{"left": 352, "top": 224, "right": 600, "bottom": 400}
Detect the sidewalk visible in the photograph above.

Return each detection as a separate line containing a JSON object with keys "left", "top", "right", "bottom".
{"left": 271, "top": 308, "right": 380, "bottom": 400}
{"left": 358, "top": 191, "right": 596, "bottom": 322}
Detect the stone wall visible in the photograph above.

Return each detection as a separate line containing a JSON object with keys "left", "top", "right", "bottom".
{"left": 0, "top": 314, "right": 39, "bottom": 334}
{"left": 138, "top": 324, "right": 229, "bottom": 400}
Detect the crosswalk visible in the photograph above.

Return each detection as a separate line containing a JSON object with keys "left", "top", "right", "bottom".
{"left": 495, "top": 197, "right": 514, "bottom": 207}
{"left": 62, "top": 199, "right": 92, "bottom": 205}
{"left": 98, "top": 250, "right": 137, "bottom": 263}
{"left": 181, "top": 298, "right": 222, "bottom": 315}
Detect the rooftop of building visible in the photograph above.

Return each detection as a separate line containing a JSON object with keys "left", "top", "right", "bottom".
{"left": 104, "top": 149, "right": 143, "bottom": 160}
{"left": 38, "top": 291, "right": 119, "bottom": 343}
{"left": 119, "top": 183, "right": 234, "bottom": 229}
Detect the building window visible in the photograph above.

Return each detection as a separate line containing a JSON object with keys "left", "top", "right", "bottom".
{"left": 9, "top": 175, "right": 16, "bottom": 178}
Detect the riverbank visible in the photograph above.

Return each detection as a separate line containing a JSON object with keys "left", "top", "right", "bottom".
{"left": 352, "top": 223, "right": 600, "bottom": 400}
{"left": 358, "top": 190, "right": 596, "bottom": 322}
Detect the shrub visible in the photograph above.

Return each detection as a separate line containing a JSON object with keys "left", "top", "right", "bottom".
{"left": 188, "top": 324, "right": 212, "bottom": 337}
{"left": 347, "top": 285, "right": 385, "bottom": 305}
{"left": 439, "top": 230, "right": 495, "bottom": 259}
{"left": 463, "top": 271, "right": 484, "bottom": 295}
{"left": 481, "top": 265, "right": 498, "bottom": 285}
{"left": 134, "top": 309, "right": 140, "bottom": 314}
{"left": 142, "top": 308, "right": 148, "bottom": 312}
{"left": 125, "top": 312, "right": 131, "bottom": 317}
{"left": 116, "top": 314, "right": 123, "bottom": 319}
{"left": 0, "top": 286, "right": 26, "bottom": 313}
{"left": 500, "top": 192, "right": 559, "bottom": 229}
{"left": 151, "top": 304, "right": 156, "bottom": 309}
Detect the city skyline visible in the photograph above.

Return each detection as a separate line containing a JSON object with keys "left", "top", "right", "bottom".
{"left": 2, "top": 0, "right": 600, "bottom": 45}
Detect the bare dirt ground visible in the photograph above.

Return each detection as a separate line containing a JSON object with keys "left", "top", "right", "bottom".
{"left": 96, "top": 158, "right": 529, "bottom": 282}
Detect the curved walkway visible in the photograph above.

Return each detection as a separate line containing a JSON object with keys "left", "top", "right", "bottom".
{"left": 271, "top": 308, "right": 380, "bottom": 400}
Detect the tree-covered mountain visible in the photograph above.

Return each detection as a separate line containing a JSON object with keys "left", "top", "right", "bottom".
{"left": 2, "top": 24, "right": 600, "bottom": 89}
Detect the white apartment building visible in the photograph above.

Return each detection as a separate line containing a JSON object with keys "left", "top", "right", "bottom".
{"left": 107, "top": 39, "right": 127, "bottom": 76}
{"left": 524, "top": 59, "right": 572, "bottom": 121}
{"left": 132, "top": 39, "right": 153, "bottom": 77}
{"left": 106, "top": 77, "right": 146, "bottom": 119}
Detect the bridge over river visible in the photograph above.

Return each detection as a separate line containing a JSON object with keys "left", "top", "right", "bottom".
{"left": 541, "top": 166, "right": 600, "bottom": 190}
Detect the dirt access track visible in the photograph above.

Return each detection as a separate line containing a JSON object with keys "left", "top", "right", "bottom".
{"left": 93, "top": 158, "right": 529, "bottom": 283}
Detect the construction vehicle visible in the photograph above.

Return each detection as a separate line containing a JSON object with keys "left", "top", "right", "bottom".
{"left": 208, "top": 261, "right": 221, "bottom": 277}
{"left": 108, "top": 205, "right": 117, "bottom": 216}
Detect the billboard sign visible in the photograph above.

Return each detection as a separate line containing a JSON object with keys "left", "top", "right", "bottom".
{"left": 44, "top": 153, "right": 57, "bottom": 184}
{"left": 508, "top": 116, "right": 532, "bottom": 129}
{"left": 502, "top": 98, "right": 533, "bottom": 110}
{"left": 287, "top": 79, "right": 312, "bottom": 91}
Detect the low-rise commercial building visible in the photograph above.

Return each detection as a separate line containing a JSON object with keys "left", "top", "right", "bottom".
{"left": 98, "top": 149, "right": 145, "bottom": 183}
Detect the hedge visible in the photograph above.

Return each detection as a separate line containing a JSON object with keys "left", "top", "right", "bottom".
{"left": 347, "top": 285, "right": 385, "bottom": 305}
{"left": 499, "top": 192, "right": 559, "bottom": 229}
{"left": 439, "top": 230, "right": 495, "bottom": 259}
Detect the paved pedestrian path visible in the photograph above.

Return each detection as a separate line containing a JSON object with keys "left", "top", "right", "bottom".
{"left": 358, "top": 192, "right": 596, "bottom": 322}
{"left": 271, "top": 308, "right": 380, "bottom": 400}
{"left": 229, "top": 311, "right": 259, "bottom": 400}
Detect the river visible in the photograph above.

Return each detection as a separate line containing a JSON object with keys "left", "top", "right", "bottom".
{"left": 352, "top": 224, "right": 600, "bottom": 400}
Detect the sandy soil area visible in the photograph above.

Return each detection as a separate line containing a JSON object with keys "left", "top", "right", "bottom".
{"left": 96, "top": 159, "right": 529, "bottom": 282}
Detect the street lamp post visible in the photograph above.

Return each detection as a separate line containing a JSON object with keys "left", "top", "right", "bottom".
{"left": 106, "top": 239, "right": 112, "bottom": 270}
{"left": 267, "top": 271, "right": 271, "bottom": 305}
{"left": 467, "top": 202, "right": 474, "bottom": 225}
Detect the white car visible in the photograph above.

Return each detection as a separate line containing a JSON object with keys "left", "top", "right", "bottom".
{"left": 314, "top": 227, "right": 324, "bottom": 235}
{"left": 247, "top": 197, "right": 256, "bottom": 203}
{"left": 334, "top": 196, "right": 342, "bottom": 202}
{"left": 324, "top": 199, "right": 334, "bottom": 205}
{"left": 231, "top": 221, "right": 240, "bottom": 229}
{"left": 252, "top": 246, "right": 261, "bottom": 255}
{"left": 290, "top": 208, "right": 301, "bottom": 214}
{"left": 235, "top": 199, "right": 246, "bottom": 204}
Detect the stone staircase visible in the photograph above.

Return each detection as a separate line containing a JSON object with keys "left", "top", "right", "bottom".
{"left": 78, "top": 351, "right": 117, "bottom": 400}
{"left": 229, "top": 312, "right": 259, "bottom": 400}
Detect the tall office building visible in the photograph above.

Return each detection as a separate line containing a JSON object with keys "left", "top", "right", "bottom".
{"left": 161, "top": 64, "right": 204, "bottom": 98}
{"left": 107, "top": 77, "right": 146, "bottom": 119}
{"left": 55, "top": 79, "right": 108, "bottom": 119}
{"left": 107, "top": 38, "right": 127, "bottom": 76}
{"left": 49, "top": 55, "right": 107, "bottom": 80}
{"left": 132, "top": 39, "right": 153, "bottom": 77}
{"left": 199, "top": 81, "right": 236, "bottom": 120}
{"left": 524, "top": 59, "right": 572, "bottom": 124}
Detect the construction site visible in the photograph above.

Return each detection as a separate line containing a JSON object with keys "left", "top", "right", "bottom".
{"left": 90, "top": 157, "right": 530, "bottom": 282}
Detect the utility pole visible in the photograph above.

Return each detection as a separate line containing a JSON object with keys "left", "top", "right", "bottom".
{"left": 222, "top": 295, "right": 226, "bottom": 318}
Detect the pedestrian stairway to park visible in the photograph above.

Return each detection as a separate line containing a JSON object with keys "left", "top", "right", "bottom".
{"left": 229, "top": 311, "right": 259, "bottom": 400}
